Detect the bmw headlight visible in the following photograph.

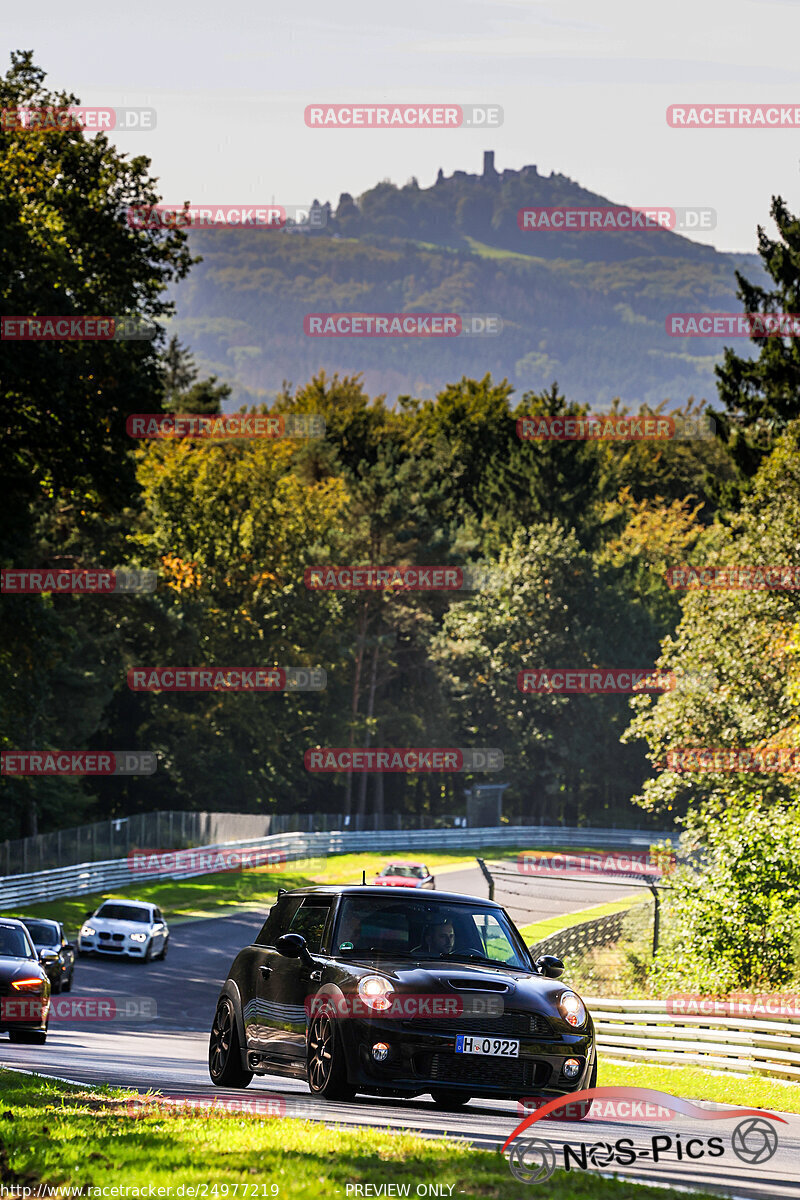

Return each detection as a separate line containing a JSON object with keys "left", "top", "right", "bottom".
{"left": 81, "top": 925, "right": 95, "bottom": 937}
{"left": 129, "top": 932, "right": 148, "bottom": 942}
{"left": 357, "top": 976, "right": 395, "bottom": 1012}
{"left": 558, "top": 990, "right": 587, "bottom": 1028}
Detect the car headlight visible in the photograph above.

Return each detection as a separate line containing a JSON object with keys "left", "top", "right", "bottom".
{"left": 558, "top": 990, "right": 587, "bottom": 1028}
{"left": 129, "top": 932, "right": 148, "bottom": 942}
{"left": 81, "top": 925, "right": 95, "bottom": 936}
{"left": 11, "top": 977, "right": 44, "bottom": 993}
{"left": 357, "top": 976, "right": 395, "bottom": 1012}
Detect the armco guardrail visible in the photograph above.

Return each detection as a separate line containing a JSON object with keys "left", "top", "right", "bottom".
{"left": 588, "top": 998, "right": 800, "bottom": 1081}
{"left": 0, "top": 825, "right": 668, "bottom": 910}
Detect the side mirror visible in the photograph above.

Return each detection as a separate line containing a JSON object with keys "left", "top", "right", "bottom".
{"left": 275, "top": 933, "right": 315, "bottom": 968}
{"left": 84, "top": 912, "right": 94, "bottom": 921}
{"left": 534, "top": 954, "right": 565, "bottom": 979}
{"left": 39, "top": 948, "right": 59, "bottom": 963}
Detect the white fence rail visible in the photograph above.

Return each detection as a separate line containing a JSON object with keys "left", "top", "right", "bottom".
{"left": 0, "top": 825, "right": 665, "bottom": 910}
{"left": 588, "top": 997, "right": 800, "bottom": 1081}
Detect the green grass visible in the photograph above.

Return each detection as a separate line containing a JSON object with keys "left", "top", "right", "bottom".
{"left": 0, "top": 1069, "right": 724, "bottom": 1198}
{"left": 600, "top": 1056, "right": 800, "bottom": 1115}
{"left": 518, "top": 895, "right": 649, "bottom": 943}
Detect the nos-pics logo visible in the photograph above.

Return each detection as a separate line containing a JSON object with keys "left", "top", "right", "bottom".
{"left": 503, "top": 1088, "right": 782, "bottom": 1184}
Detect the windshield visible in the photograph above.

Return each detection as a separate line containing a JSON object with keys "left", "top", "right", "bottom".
{"left": 380, "top": 865, "right": 425, "bottom": 878}
{"left": 0, "top": 924, "right": 35, "bottom": 959}
{"left": 22, "top": 921, "right": 59, "bottom": 946}
{"left": 334, "top": 897, "right": 528, "bottom": 968}
{"left": 95, "top": 903, "right": 151, "bottom": 923}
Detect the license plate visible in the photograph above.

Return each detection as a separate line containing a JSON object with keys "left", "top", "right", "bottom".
{"left": 455, "top": 1035, "right": 519, "bottom": 1057}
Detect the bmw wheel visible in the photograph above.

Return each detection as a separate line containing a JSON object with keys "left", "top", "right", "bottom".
{"left": 208, "top": 997, "right": 253, "bottom": 1088}
{"left": 156, "top": 936, "right": 168, "bottom": 961}
{"left": 306, "top": 1010, "right": 354, "bottom": 1100}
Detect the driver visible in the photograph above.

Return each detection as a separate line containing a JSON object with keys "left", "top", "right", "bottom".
{"left": 413, "top": 916, "right": 455, "bottom": 956}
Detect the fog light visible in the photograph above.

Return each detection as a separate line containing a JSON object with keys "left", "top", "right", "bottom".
{"left": 562, "top": 1057, "right": 581, "bottom": 1079}
{"left": 372, "top": 1042, "right": 390, "bottom": 1062}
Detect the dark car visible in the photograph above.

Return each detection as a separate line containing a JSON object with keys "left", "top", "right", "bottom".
{"left": 21, "top": 920, "right": 76, "bottom": 993}
{"left": 208, "top": 886, "right": 596, "bottom": 1110}
{"left": 0, "top": 918, "right": 51, "bottom": 1044}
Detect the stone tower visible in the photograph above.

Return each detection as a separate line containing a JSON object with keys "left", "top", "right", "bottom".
{"left": 483, "top": 150, "right": 498, "bottom": 178}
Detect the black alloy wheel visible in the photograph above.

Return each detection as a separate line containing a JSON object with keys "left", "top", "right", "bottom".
{"left": 208, "top": 997, "right": 253, "bottom": 1088}
{"left": 306, "top": 1010, "right": 354, "bottom": 1100}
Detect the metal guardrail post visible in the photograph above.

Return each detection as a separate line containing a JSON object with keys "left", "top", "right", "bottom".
{"left": 475, "top": 856, "right": 494, "bottom": 900}
{"left": 650, "top": 883, "right": 660, "bottom": 956}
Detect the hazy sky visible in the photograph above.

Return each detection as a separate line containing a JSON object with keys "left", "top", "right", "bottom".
{"left": 4, "top": 0, "right": 800, "bottom": 251}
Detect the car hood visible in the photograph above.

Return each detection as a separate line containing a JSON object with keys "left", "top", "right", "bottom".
{"left": 0, "top": 956, "right": 47, "bottom": 986}
{"left": 86, "top": 918, "right": 153, "bottom": 932}
{"left": 344, "top": 959, "right": 581, "bottom": 1013}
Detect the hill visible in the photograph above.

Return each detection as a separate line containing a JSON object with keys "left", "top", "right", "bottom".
{"left": 169, "top": 154, "right": 765, "bottom": 408}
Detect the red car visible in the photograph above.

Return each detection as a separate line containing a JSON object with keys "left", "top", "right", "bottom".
{"left": 372, "top": 861, "right": 436, "bottom": 889}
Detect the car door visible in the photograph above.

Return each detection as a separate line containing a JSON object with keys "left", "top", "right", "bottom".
{"left": 256, "top": 897, "right": 334, "bottom": 1062}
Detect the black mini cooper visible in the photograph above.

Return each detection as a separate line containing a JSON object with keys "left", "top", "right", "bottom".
{"left": 208, "top": 886, "right": 596, "bottom": 1108}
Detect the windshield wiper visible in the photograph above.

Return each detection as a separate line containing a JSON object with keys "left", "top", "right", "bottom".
{"left": 445, "top": 952, "right": 502, "bottom": 965}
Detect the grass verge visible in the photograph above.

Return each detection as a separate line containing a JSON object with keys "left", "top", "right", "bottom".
{"left": 599, "top": 1056, "right": 800, "bottom": 1115}
{"left": 0, "top": 1069, "right": 724, "bottom": 1199}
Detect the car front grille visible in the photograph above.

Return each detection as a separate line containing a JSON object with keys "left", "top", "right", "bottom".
{"left": 420, "top": 1052, "right": 550, "bottom": 1090}
{"left": 403, "top": 1010, "right": 552, "bottom": 1038}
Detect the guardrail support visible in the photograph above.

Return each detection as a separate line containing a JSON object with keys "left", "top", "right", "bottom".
{"left": 476, "top": 856, "right": 494, "bottom": 900}
{"left": 650, "top": 883, "right": 660, "bottom": 956}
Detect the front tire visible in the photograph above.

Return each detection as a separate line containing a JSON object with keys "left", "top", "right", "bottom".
{"left": 156, "top": 936, "right": 168, "bottom": 961}
{"left": 430, "top": 1088, "right": 470, "bottom": 1109}
{"left": 208, "top": 997, "right": 253, "bottom": 1088}
{"left": 306, "top": 1011, "right": 355, "bottom": 1100}
{"left": 9, "top": 1029, "right": 47, "bottom": 1045}
{"left": 62, "top": 969, "right": 73, "bottom": 993}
